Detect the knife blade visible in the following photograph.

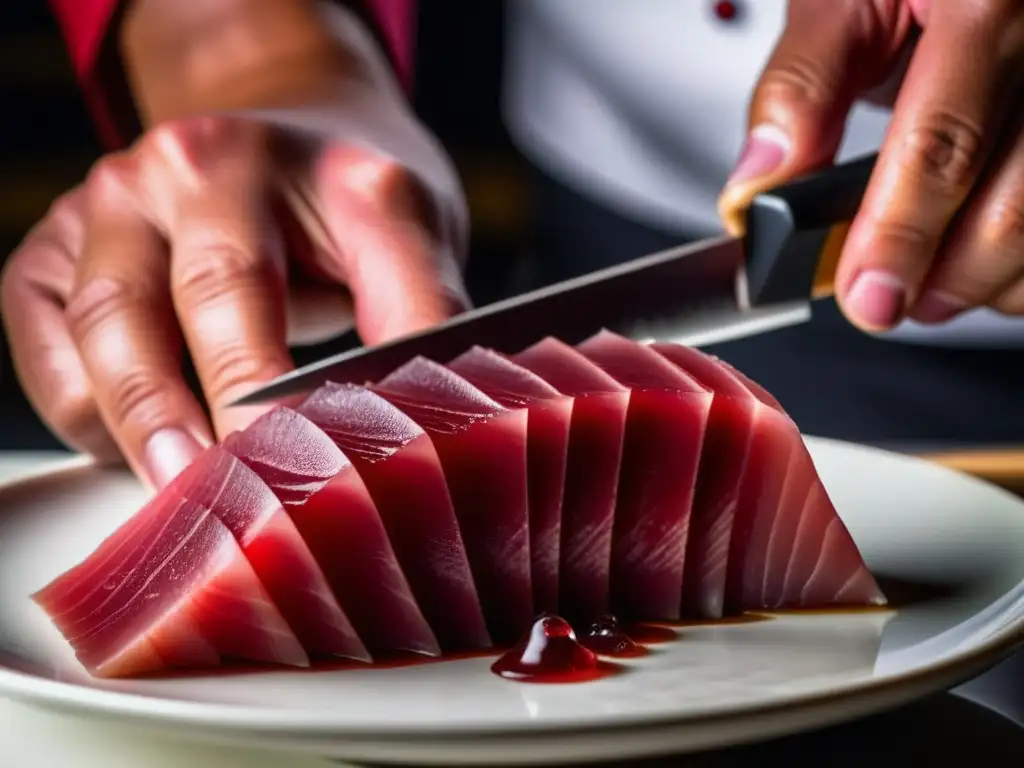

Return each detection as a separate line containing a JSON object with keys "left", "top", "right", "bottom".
{"left": 231, "top": 152, "right": 877, "bottom": 406}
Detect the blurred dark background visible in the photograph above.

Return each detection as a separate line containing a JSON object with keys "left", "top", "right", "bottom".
{"left": 0, "top": 0, "right": 527, "bottom": 451}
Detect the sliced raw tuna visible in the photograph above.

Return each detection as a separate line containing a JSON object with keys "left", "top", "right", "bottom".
{"left": 665, "top": 350, "right": 885, "bottom": 611}
{"left": 225, "top": 406, "right": 440, "bottom": 657}
{"left": 36, "top": 334, "right": 887, "bottom": 680}
{"left": 447, "top": 346, "right": 573, "bottom": 615}
{"left": 650, "top": 342, "right": 759, "bottom": 619}
{"left": 513, "top": 337, "right": 629, "bottom": 621}
{"left": 577, "top": 331, "right": 712, "bottom": 620}
{"left": 297, "top": 384, "right": 490, "bottom": 650}
{"left": 32, "top": 496, "right": 307, "bottom": 678}
{"left": 166, "top": 444, "right": 370, "bottom": 661}
{"left": 372, "top": 358, "right": 533, "bottom": 642}
{"left": 720, "top": 363, "right": 885, "bottom": 610}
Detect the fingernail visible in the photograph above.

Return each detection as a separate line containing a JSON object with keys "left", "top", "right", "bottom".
{"left": 912, "top": 290, "right": 966, "bottom": 325}
{"left": 845, "top": 269, "right": 907, "bottom": 329}
{"left": 726, "top": 124, "right": 791, "bottom": 186}
{"left": 144, "top": 428, "right": 204, "bottom": 489}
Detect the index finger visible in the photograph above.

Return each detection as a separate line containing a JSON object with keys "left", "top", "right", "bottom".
{"left": 140, "top": 118, "right": 295, "bottom": 438}
{"left": 834, "top": 4, "right": 1018, "bottom": 330}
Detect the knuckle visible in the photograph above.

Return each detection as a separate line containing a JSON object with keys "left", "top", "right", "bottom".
{"left": 143, "top": 116, "right": 251, "bottom": 181}
{"left": 898, "top": 113, "right": 985, "bottom": 195}
{"left": 203, "top": 344, "right": 287, "bottom": 405}
{"left": 173, "top": 244, "right": 267, "bottom": 308}
{"left": 327, "top": 149, "right": 424, "bottom": 206}
{"left": 981, "top": 196, "right": 1024, "bottom": 251}
{"left": 105, "top": 367, "right": 181, "bottom": 432}
{"left": 84, "top": 155, "right": 136, "bottom": 209}
{"left": 64, "top": 276, "right": 141, "bottom": 344}
{"left": 756, "top": 54, "right": 839, "bottom": 112}
{"left": 872, "top": 217, "right": 939, "bottom": 250}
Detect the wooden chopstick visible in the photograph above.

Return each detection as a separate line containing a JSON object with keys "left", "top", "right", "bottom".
{"left": 918, "top": 448, "right": 1024, "bottom": 495}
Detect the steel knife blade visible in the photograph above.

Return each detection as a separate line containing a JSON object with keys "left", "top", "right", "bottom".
{"left": 231, "top": 153, "right": 877, "bottom": 406}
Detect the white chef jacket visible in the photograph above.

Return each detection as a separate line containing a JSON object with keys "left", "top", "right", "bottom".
{"left": 502, "top": 0, "right": 1024, "bottom": 348}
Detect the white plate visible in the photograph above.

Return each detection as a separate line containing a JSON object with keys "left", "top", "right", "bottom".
{"left": 1, "top": 438, "right": 1023, "bottom": 765}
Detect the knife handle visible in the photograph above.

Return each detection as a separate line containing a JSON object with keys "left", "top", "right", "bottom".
{"left": 743, "top": 153, "right": 877, "bottom": 307}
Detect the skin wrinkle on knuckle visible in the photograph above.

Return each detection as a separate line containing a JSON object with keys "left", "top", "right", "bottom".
{"left": 870, "top": 216, "right": 939, "bottom": 251}
{"left": 172, "top": 242, "right": 273, "bottom": 310}
{"left": 203, "top": 344, "right": 289, "bottom": 407}
{"left": 64, "top": 277, "right": 146, "bottom": 348}
{"left": 981, "top": 195, "right": 1024, "bottom": 251}
{"left": 897, "top": 113, "right": 986, "bottom": 196}
{"left": 104, "top": 367, "right": 185, "bottom": 435}
{"left": 757, "top": 59, "right": 839, "bottom": 114}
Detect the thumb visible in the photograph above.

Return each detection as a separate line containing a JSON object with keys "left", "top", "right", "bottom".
{"left": 314, "top": 145, "right": 470, "bottom": 346}
{"left": 718, "top": 1, "right": 909, "bottom": 235}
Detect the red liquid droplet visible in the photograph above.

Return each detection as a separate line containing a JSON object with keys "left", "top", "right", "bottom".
{"left": 579, "top": 615, "right": 646, "bottom": 657}
{"left": 491, "top": 615, "right": 608, "bottom": 683}
{"left": 713, "top": 0, "right": 739, "bottom": 21}
{"left": 623, "top": 622, "right": 678, "bottom": 645}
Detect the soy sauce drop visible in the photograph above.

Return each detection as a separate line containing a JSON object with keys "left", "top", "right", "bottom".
{"left": 579, "top": 615, "right": 645, "bottom": 657}
{"left": 491, "top": 614, "right": 608, "bottom": 683}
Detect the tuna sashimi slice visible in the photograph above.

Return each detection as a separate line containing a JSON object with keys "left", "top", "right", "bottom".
{"left": 708, "top": 355, "right": 887, "bottom": 611}
{"left": 650, "top": 343, "right": 759, "bottom": 619}
{"left": 33, "top": 496, "right": 307, "bottom": 677}
{"left": 513, "top": 337, "right": 629, "bottom": 621}
{"left": 167, "top": 444, "right": 370, "bottom": 661}
{"left": 297, "top": 384, "right": 489, "bottom": 651}
{"left": 372, "top": 358, "right": 532, "bottom": 642}
{"left": 577, "top": 331, "right": 712, "bottom": 620}
{"left": 447, "top": 346, "right": 573, "bottom": 615}
{"left": 227, "top": 406, "right": 440, "bottom": 657}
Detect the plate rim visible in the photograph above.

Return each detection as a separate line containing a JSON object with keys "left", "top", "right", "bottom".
{"left": 1, "top": 440, "right": 1023, "bottom": 740}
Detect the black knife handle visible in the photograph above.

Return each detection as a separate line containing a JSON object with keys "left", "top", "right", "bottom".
{"left": 743, "top": 152, "right": 877, "bottom": 306}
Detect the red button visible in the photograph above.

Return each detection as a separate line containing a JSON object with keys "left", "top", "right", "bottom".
{"left": 713, "top": 0, "right": 740, "bottom": 22}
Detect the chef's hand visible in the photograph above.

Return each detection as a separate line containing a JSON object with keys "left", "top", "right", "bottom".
{"left": 0, "top": 2, "right": 467, "bottom": 489}
{"left": 719, "top": 0, "right": 1024, "bottom": 331}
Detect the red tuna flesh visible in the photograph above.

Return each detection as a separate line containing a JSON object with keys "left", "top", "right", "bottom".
{"left": 297, "top": 383, "right": 489, "bottom": 651}
{"left": 513, "top": 337, "right": 629, "bottom": 621}
{"left": 226, "top": 406, "right": 440, "bottom": 656}
{"left": 372, "top": 358, "right": 533, "bottom": 642}
{"left": 167, "top": 444, "right": 370, "bottom": 661}
{"left": 577, "top": 331, "right": 712, "bottom": 620}
{"left": 710, "top": 356, "right": 886, "bottom": 611}
{"left": 447, "top": 346, "right": 573, "bottom": 615}
{"left": 650, "top": 343, "right": 759, "bottom": 619}
{"left": 32, "top": 496, "right": 307, "bottom": 678}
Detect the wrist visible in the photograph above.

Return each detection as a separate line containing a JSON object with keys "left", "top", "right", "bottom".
{"left": 122, "top": 0, "right": 381, "bottom": 126}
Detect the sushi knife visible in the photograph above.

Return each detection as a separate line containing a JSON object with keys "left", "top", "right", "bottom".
{"left": 231, "top": 152, "right": 877, "bottom": 406}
